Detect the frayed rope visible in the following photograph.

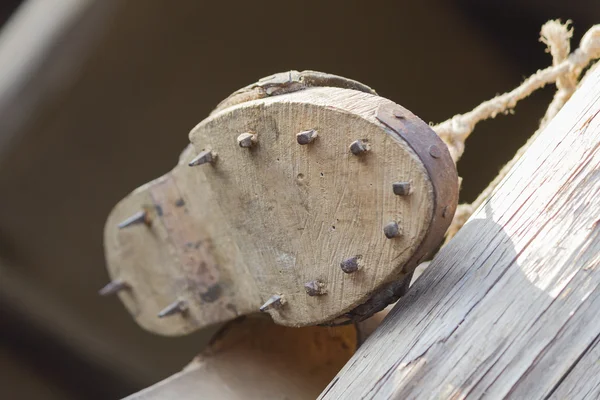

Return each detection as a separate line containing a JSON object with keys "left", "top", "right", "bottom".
{"left": 436, "top": 21, "right": 600, "bottom": 242}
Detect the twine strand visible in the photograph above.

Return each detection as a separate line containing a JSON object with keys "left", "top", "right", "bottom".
{"left": 439, "top": 21, "right": 600, "bottom": 242}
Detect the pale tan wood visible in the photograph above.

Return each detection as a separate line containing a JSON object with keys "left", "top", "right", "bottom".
{"left": 125, "top": 316, "right": 356, "bottom": 400}
{"left": 105, "top": 85, "right": 456, "bottom": 335}
{"left": 319, "top": 63, "right": 600, "bottom": 399}
{"left": 188, "top": 88, "right": 434, "bottom": 325}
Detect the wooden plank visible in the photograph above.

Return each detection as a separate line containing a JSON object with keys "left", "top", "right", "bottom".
{"left": 320, "top": 65, "right": 600, "bottom": 398}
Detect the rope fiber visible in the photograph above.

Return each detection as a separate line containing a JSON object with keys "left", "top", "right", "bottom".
{"left": 436, "top": 20, "right": 600, "bottom": 241}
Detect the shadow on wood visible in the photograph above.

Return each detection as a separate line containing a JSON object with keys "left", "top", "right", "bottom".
{"left": 320, "top": 65, "right": 600, "bottom": 399}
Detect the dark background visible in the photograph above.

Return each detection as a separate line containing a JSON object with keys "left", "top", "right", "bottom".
{"left": 0, "top": 0, "right": 597, "bottom": 398}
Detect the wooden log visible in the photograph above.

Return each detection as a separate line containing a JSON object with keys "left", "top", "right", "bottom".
{"left": 124, "top": 316, "right": 356, "bottom": 400}
{"left": 319, "top": 66, "right": 600, "bottom": 398}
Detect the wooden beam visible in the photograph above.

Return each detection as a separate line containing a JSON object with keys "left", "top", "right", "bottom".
{"left": 125, "top": 317, "right": 356, "bottom": 400}
{"left": 320, "top": 65, "right": 600, "bottom": 399}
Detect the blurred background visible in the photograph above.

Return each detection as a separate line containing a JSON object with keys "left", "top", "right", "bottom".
{"left": 0, "top": 0, "right": 597, "bottom": 398}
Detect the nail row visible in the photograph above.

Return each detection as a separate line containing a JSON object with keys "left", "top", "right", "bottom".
{"left": 189, "top": 129, "right": 368, "bottom": 166}
{"left": 98, "top": 254, "right": 367, "bottom": 316}
{"left": 187, "top": 129, "right": 411, "bottom": 236}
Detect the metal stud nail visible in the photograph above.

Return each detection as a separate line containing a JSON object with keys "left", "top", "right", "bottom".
{"left": 392, "top": 182, "right": 412, "bottom": 196}
{"left": 383, "top": 221, "right": 401, "bottom": 239}
{"left": 296, "top": 129, "right": 318, "bottom": 145}
{"left": 304, "top": 280, "right": 326, "bottom": 296}
{"left": 157, "top": 300, "right": 187, "bottom": 318}
{"left": 237, "top": 132, "right": 257, "bottom": 148}
{"left": 118, "top": 210, "right": 148, "bottom": 229}
{"left": 340, "top": 256, "right": 360, "bottom": 274}
{"left": 428, "top": 145, "right": 441, "bottom": 159}
{"left": 393, "top": 109, "right": 405, "bottom": 119}
{"left": 98, "top": 279, "right": 130, "bottom": 296}
{"left": 350, "top": 140, "right": 369, "bottom": 155}
{"left": 189, "top": 150, "right": 216, "bottom": 166}
{"left": 259, "top": 294, "right": 285, "bottom": 312}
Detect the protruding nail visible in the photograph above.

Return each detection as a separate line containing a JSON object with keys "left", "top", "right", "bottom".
{"left": 98, "top": 279, "right": 130, "bottom": 296}
{"left": 189, "top": 150, "right": 216, "bottom": 166}
{"left": 383, "top": 221, "right": 401, "bottom": 239}
{"left": 157, "top": 300, "right": 187, "bottom": 318}
{"left": 304, "top": 280, "right": 326, "bottom": 296}
{"left": 392, "top": 182, "right": 412, "bottom": 196}
{"left": 237, "top": 132, "right": 257, "bottom": 148}
{"left": 118, "top": 210, "right": 148, "bottom": 229}
{"left": 259, "top": 294, "right": 285, "bottom": 312}
{"left": 340, "top": 256, "right": 360, "bottom": 273}
{"left": 350, "top": 140, "right": 369, "bottom": 155}
{"left": 393, "top": 110, "right": 405, "bottom": 119}
{"left": 429, "top": 145, "right": 441, "bottom": 159}
{"left": 296, "top": 129, "right": 318, "bottom": 145}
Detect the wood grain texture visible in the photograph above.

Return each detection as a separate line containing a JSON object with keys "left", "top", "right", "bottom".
{"left": 125, "top": 316, "right": 356, "bottom": 400}
{"left": 104, "top": 86, "right": 456, "bottom": 335}
{"left": 319, "top": 64, "right": 600, "bottom": 399}
{"left": 548, "top": 335, "right": 600, "bottom": 400}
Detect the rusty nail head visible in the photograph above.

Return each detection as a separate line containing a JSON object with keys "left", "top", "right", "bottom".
{"left": 429, "top": 145, "right": 441, "bottom": 159}
{"left": 296, "top": 129, "right": 318, "bottom": 145}
{"left": 118, "top": 210, "right": 149, "bottom": 229}
{"left": 157, "top": 300, "right": 188, "bottom": 318}
{"left": 237, "top": 132, "right": 257, "bottom": 148}
{"left": 393, "top": 109, "right": 405, "bottom": 119}
{"left": 392, "top": 182, "right": 412, "bottom": 196}
{"left": 98, "top": 279, "right": 130, "bottom": 296}
{"left": 350, "top": 140, "right": 369, "bottom": 155}
{"left": 189, "top": 150, "right": 216, "bottom": 166}
{"left": 383, "top": 221, "right": 401, "bottom": 239}
{"left": 340, "top": 256, "right": 360, "bottom": 273}
{"left": 304, "top": 280, "right": 326, "bottom": 296}
{"left": 260, "top": 294, "right": 286, "bottom": 311}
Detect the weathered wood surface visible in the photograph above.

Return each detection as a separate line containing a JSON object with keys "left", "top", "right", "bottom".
{"left": 320, "top": 66, "right": 600, "bottom": 398}
{"left": 105, "top": 85, "right": 457, "bottom": 335}
{"left": 125, "top": 316, "right": 356, "bottom": 400}
{"left": 548, "top": 335, "right": 600, "bottom": 400}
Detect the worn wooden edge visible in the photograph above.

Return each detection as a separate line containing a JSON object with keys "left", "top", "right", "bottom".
{"left": 212, "top": 70, "right": 377, "bottom": 115}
